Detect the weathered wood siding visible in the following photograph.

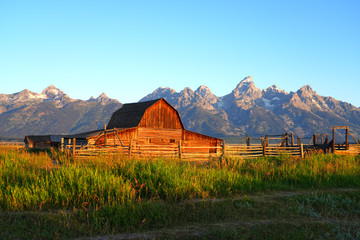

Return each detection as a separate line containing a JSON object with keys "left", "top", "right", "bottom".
{"left": 138, "top": 99, "right": 183, "bottom": 129}
{"left": 182, "top": 130, "right": 222, "bottom": 153}
{"left": 138, "top": 127, "right": 182, "bottom": 142}
{"left": 94, "top": 128, "right": 137, "bottom": 146}
{"left": 94, "top": 127, "right": 183, "bottom": 146}
{"left": 34, "top": 142, "right": 52, "bottom": 149}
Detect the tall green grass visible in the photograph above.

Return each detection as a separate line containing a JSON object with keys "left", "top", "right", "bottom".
{"left": 0, "top": 147, "right": 359, "bottom": 211}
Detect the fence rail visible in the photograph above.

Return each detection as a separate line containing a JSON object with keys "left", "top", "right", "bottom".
{"left": 225, "top": 145, "right": 302, "bottom": 158}
{"left": 63, "top": 139, "right": 304, "bottom": 160}
{"left": 61, "top": 126, "right": 360, "bottom": 160}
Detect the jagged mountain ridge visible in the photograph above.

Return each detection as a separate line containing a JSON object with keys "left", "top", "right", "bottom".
{"left": 140, "top": 76, "right": 360, "bottom": 138}
{"left": 0, "top": 86, "right": 122, "bottom": 138}
{"left": 1, "top": 78, "right": 360, "bottom": 139}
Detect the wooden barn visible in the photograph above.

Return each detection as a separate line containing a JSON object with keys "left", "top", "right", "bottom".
{"left": 63, "top": 98, "right": 224, "bottom": 158}
{"left": 24, "top": 135, "right": 66, "bottom": 149}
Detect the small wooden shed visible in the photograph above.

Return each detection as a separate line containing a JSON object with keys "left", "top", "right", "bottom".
{"left": 24, "top": 135, "right": 66, "bottom": 149}
{"left": 63, "top": 98, "right": 224, "bottom": 156}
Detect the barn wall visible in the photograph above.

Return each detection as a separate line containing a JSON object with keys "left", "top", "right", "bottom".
{"left": 139, "top": 99, "right": 183, "bottom": 129}
{"left": 94, "top": 127, "right": 184, "bottom": 147}
{"left": 34, "top": 142, "right": 52, "bottom": 149}
{"left": 94, "top": 128, "right": 137, "bottom": 146}
{"left": 138, "top": 128, "right": 182, "bottom": 140}
{"left": 182, "top": 130, "right": 222, "bottom": 153}
{"left": 94, "top": 128, "right": 221, "bottom": 152}
{"left": 137, "top": 127, "right": 182, "bottom": 145}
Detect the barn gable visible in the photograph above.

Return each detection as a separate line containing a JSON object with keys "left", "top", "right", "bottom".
{"left": 107, "top": 98, "right": 184, "bottom": 129}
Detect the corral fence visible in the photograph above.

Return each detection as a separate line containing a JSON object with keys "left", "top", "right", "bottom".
{"left": 225, "top": 144, "right": 302, "bottom": 158}
{"left": 61, "top": 126, "right": 360, "bottom": 160}
{"left": 63, "top": 138, "right": 303, "bottom": 160}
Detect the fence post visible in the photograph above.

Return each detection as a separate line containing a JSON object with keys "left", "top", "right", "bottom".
{"left": 265, "top": 134, "right": 269, "bottom": 147}
{"left": 246, "top": 134, "right": 250, "bottom": 146}
{"left": 222, "top": 140, "right": 226, "bottom": 156}
{"left": 104, "top": 125, "right": 107, "bottom": 148}
{"left": 346, "top": 127, "right": 349, "bottom": 150}
{"left": 332, "top": 127, "right": 335, "bottom": 153}
{"left": 129, "top": 139, "right": 132, "bottom": 156}
{"left": 281, "top": 133, "right": 285, "bottom": 147}
{"left": 60, "top": 138, "right": 64, "bottom": 151}
{"left": 300, "top": 144, "right": 304, "bottom": 158}
{"left": 263, "top": 142, "right": 266, "bottom": 157}
{"left": 72, "top": 138, "right": 76, "bottom": 157}
{"left": 297, "top": 137, "right": 301, "bottom": 146}
{"left": 285, "top": 133, "right": 289, "bottom": 147}
{"left": 325, "top": 135, "right": 329, "bottom": 144}
{"left": 178, "top": 140, "right": 182, "bottom": 159}
{"left": 313, "top": 134, "right": 317, "bottom": 146}
{"left": 113, "top": 129, "right": 116, "bottom": 146}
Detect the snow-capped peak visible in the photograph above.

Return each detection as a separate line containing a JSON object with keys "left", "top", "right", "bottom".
{"left": 232, "top": 76, "right": 261, "bottom": 98}
{"left": 42, "top": 85, "right": 59, "bottom": 93}
{"left": 263, "top": 84, "right": 287, "bottom": 95}
{"left": 299, "top": 85, "right": 315, "bottom": 93}
{"left": 196, "top": 85, "right": 211, "bottom": 92}
{"left": 268, "top": 84, "right": 281, "bottom": 92}
{"left": 240, "top": 76, "right": 253, "bottom": 84}
{"left": 98, "top": 92, "right": 108, "bottom": 98}
{"left": 42, "top": 85, "right": 63, "bottom": 98}
{"left": 234, "top": 76, "right": 255, "bottom": 90}
{"left": 195, "top": 85, "right": 218, "bottom": 104}
{"left": 195, "top": 85, "right": 214, "bottom": 97}
{"left": 41, "top": 85, "right": 70, "bottom": 103}
{"left": 139, "top": 87, "right": 177, "bottom": 102}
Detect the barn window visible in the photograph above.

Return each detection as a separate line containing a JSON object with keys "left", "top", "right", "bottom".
{"left": 170, "top": 139, "right": 175, "bottom": 143}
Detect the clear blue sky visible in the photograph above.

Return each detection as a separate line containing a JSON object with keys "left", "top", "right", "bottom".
{"left": 1, "top": 0, "right": 359, "bottom": 106}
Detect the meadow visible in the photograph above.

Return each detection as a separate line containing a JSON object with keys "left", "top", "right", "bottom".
{"left": 0, "top": 146, "right": 360, "bottom": 239}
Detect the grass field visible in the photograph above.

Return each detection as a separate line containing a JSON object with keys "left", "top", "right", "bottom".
{"left": 0, "top": 147, "right": 359, "bottom": 239}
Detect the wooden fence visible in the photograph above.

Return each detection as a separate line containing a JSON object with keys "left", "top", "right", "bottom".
{"left": 225, "top": 144, "right": 302, "bottom": 158}
{"left": 61, "top": 126, "right": 360, "bottom": 160}
{"left": 63, "top": 139, "right": 303, "bottom": 160}
{"left": 334, "top": 144, "right": 360, "bottom": 155}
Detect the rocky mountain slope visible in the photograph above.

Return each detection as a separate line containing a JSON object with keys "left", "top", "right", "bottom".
{"left": 140, "top": 77, "right": 360, "bottom": 138}
{"left": 0, "top": 86, "right": 122, "bottom": 138}
{"left": 1, "top": 78, "right": 360, "bottom": 140}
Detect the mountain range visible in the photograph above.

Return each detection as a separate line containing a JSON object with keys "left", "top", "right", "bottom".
{"left": 0, "top": 85, "right": 122, "bottom": 138}
{"left": 1, "top": 77, "right": 360, "bottom": 140}
{"left": 140, "top": 76, "right": 360, "bottom": 139}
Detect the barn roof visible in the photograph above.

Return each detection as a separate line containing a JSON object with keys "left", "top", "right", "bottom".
{"left": 24, "top": 130, "right": 104, "bottom": 143}
{"left": 64, "top": 129, "right": 105, "bottom": 139}
{"left": 24, "top": 135, "right": 67, "bottom": 143}
{"left": 107, "top": 98, "right": 184, "bottom": 129}
{"left": 25, "top": 135, "right": 51, "bottom": 143}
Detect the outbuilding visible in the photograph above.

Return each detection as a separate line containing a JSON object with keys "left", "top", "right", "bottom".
{"left": 24, "top": 135, "right": 66, "bottom": 149}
